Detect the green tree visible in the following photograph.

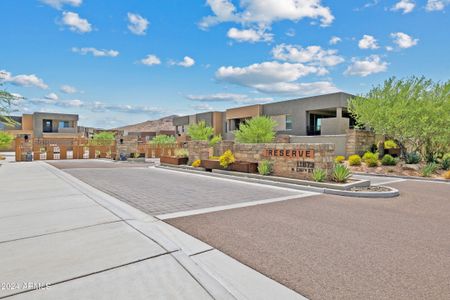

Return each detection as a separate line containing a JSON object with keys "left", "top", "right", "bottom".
{"left": 150, "top": 134, "right": 176, "bottom": 145}
{"left": 92, "top": 131, "right": 115, "bottom": 145}
{"left": 0, "top": 132, "right": 13, "bottom": 148}
{"left": 187, "top": 120, "right": 214, "bottom": 141}
{"left": 0, "top": 84, "right": 19, "bottom": 127}
{"left": 235, "top": 116, "right": 277, "bottom": 143}
{"left": 348, "top": 76, "right": 450, "bottom": 159}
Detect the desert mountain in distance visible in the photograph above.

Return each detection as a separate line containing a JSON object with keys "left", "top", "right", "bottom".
{"left": 113, "top": 115, "right": 176, "bottom": 133}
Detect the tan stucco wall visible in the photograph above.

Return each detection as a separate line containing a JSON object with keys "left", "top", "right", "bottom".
{"left": 212, "top": 112, "right": 223, "bottom": 135}
{"left": 22, "top": 114, "right": 33, "bottom": 130}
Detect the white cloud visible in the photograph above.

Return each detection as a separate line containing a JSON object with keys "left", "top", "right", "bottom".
{"left": 60, "top": 84, "right": 77, "bottom": 94}
{"left": 329, "top": 36, "right": 341, "bottom": 45}
{"left": 127, "top": 13, "right": 149, "bottom": 35}
{"left": 71, "top": 47, "right": 119, "bottom": 57}
{"left": 285, "top": 28, "right": 296, "bottom": 37}
{"left": 358, "top": 35, "right": 379, "bottom": 49}
{"left": 200, "top": 0, "right": 334, "bottom": 29}
{"left": 216, "top": 61, "right": 324, "bottom": 86}
{"left": 386, "top": 46, "right": 394, "bottom": 51}
{"left": 344, "top": 55, "right": 388, "bottom": 77}
{"left": 0, "top": 70, "right": 48, "bottom": 89}
{"left": 426, "top": 0, "right": 449, "bottom": 11}
{"left": 170, "top": 56, "right": 195, "bottom": 68}
{"left": 191, "top": 103, "right": 214, "bottom": 111}
{"left": 40, "top": 0, "right": 82, "bottom": 9}
{"left": 61, "top": 11, "right": 92, "bottom": 33}
{"left": 272, "top": 44, "right": 344, "bottom": 67}
{"left": 391, "top": 0, "right": 415, "bottom": 14}
{"left": 45, "top": 93, "right": 59, "bottom": 101}
{"left": 227, "top": 27, "right": 273, "bottom": 43}
{"left": 186, "top": 93, "right": 274, "bottom": 104}
{"left": 140, "top": 54, "right": 161, "bottom": 66}
{"left": 249, "top": 81, "right": 339, "bottom": 95}
{"left": 391, "top": 32, "right": 418, "bottom": 48}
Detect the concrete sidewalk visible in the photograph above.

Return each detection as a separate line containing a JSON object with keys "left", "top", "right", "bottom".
{"left": 0, "top": 161, "right": 305, "bottom": 300}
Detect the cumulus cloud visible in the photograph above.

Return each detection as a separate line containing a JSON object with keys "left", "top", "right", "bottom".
{"left": 140, "top": 54, "right": 161, "bottom": 66}
{"left": 186, "top": 93, "right": 274, "bottom": 104}
{"left": 60, "top": 84, "right": 77, "bottom": 94}
{"left": 40, "top": 0, "right": 82, "bottom": 9}
{"left": 44, "top": 93, "right": 59, "bottom": 101}
{"left": 169, "top": 56, "right": 195, "bottom": 67}
{"left": 72, "top": 47, "right": 119, "bottom": 57}
{"left": 0, "top": 70, "right": 48, "bottom": 89}
{"left": 426, "top": 0, "right": 449, "bottom": 11}
{"left": 199, "top": 0, "right": 334, "bottom": 29}
{"left": 227, "top": 27, "right": 273, "bottom": 43}
{"left": 391, "top": 32, "right": 419, "bottom": 48}
{"left": 344, "top": 55, "right": 388, "bottom": 77}
{"left": 127, "top": 13, "right": 149, "bottom": 35}
{"left": 358, "top": 35, "right": 379, "bottom": 49}
{"left": 329, "top": 36, "right": 341, "bottom": 45}
{"left": 391, "top": 0, "right": 415, "bottom": 14}
{"left": 61, "top": 11, "right": 92, "bottom": 33}
{"left": 272, "top": 44, "right": 344, "bottom": 67}
{"left": 215, "top": 61, "right": 336, "bottom": 95}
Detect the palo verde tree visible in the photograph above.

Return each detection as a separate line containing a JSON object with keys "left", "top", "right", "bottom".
{"left": 91, "top": 131, "right": 116, "bottom": 146}
{"left": 348, "top": 76, "right": 450, "bottom": 160}
{"left": 187, "top": 120, "right": 214, "bottom": 141}
{"left": 235, "top": 116, "right": 277, "bottom": 143}
{"left": 0, "top": 84, "right": 18, "bottom": 127}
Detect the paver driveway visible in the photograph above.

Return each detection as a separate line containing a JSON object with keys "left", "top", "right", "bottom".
{"left": 60, "top": 164, "right": 304, "bottom": 215}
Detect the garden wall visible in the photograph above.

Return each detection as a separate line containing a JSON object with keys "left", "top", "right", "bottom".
{"left": 188, "top": 141, "right": 335, "bottom": 180}
{"left": 345, "top": 129, "right": 375, "bottom": 156}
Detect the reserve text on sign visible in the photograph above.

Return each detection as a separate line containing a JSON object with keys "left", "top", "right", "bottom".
{"left": 264, "top": 149, "right": 314, "bottom": 159}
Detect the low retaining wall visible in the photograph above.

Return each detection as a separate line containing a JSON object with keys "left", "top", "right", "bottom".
{"left": 188, "top": 141, "right": 335, "bottom": 180}
{"left": 346, "top": 129, "right": 375, "bottom": 156}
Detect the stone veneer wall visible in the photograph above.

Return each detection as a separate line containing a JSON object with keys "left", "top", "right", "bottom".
{"left": 188, "top": 141, "right": 210, "bottom": 163}
{"left": 116, "top": 136, "right": 138, "bottom": 159}
{"left": 346, "top": 129, "right": 375, "bottom": 156}
{"left": 188, "top": 140, "right": 335, "bottom": 180}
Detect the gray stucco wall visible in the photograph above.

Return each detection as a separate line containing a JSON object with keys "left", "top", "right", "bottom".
{"left": 290, "top": 134, "right": 347, "bottom": 156}
{"left": 173, "top": 115, "right": 190, "bottom": 126}
{"left": 196, "top": 112, "right": 214, "bottom": 126}
{"left": 262, "top": 92, "right": 353, "bottom": 136}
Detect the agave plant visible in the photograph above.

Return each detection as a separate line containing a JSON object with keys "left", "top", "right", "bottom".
{"left": 333, "top": 164, "right": 351, "bottom": 183}
{"left": 312, "top": 168, "right": 327, "bottom": 182}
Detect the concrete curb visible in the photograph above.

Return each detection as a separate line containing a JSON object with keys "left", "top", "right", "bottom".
{"left": 324, "top": 187, "right": 400, "bottom": 198}
{"left": 157, "top": 165, "right": 399, "bottom": 198}
{"left": 353, "top": 171, "right": 449, "bottom": 183}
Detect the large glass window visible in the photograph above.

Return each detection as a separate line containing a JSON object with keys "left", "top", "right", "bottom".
{"left": 59, "top": 121, "right": 70, "bottom": 128}
{"left": 285, "top": 115, "right": 293, "bottom": 130}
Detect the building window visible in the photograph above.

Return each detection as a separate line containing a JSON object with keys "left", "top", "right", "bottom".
{"left": 59, "top": 121, "right": 70, "bottom": 128}
{"left": 285, "top": 115, "right": 293, "bottom": 130}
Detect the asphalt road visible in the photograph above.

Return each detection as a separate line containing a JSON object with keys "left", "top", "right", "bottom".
{"left": 167, "top": 180, "right": 450, "bottom": 300}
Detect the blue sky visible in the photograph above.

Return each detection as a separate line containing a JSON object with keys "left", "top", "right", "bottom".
{"left": 1, "top": 0, "right": 449, "bottom": 128}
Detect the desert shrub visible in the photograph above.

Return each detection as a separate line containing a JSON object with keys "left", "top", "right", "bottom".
{"left": 334, "top": 156, "right": 345, "bottom": 164}
{"left": 443, "top": 170, "right": 450, "bottom": 179}
{"left": 191, "top": 159, "right": 201, "bottom": 167}
{"left": 348, "top": 154, "right": 362, "bottom": 166}
{"left": 150, "top": 134, "right": 176, "bottom": 146}
{"left": 440, "top": 153, "right": 450, "bottom": 170}
{"left": 381, "top": 154, "right": 397, "bottom": 166}
{"left": 0, "top": 132, "right": 13, "bottom": 148}
{"left": 92, "top": 132, "right": 115, "bottom": 145}
{"left": 174, "top": 148, "right": 188, "bottom": 158}
{"left": 363, "top": 152, "right": 379, "bottom": 167}
{"left": 187, "top": 121, "right": 214, "bottom": 141}
{"left": 421, "top": 162, "right": 438, "bottom": 177}
{"left": 405, "top": 152, "right": 421, "bottom": 164}
{"left": 234, "top": 116, "right": 277, "bottom": 143}
{"left": 384, "top": 140, "right": 398, "bottom": 149}
{"left": 208, "top": 134, "right": 222, "bottom": 147}
{"left": 312, "top": 168, "right": 327, "bottom": 182}
{"left": 333, "top": 164, "right": 351, "bottom": 183}
{"left": 219, "top": 150, "right": 235, "bottom": 168}
{"left": 258, "top": 160, "right": 272, "bottom": 175}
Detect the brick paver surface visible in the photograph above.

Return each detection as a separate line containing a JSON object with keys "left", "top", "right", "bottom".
{"left": 63, "top": 167, "right": 301, "bottom": 215}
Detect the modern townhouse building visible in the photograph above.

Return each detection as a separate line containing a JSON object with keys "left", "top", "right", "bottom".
{"left": 174, "top": 92, "right": 356, "bottom": 139}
